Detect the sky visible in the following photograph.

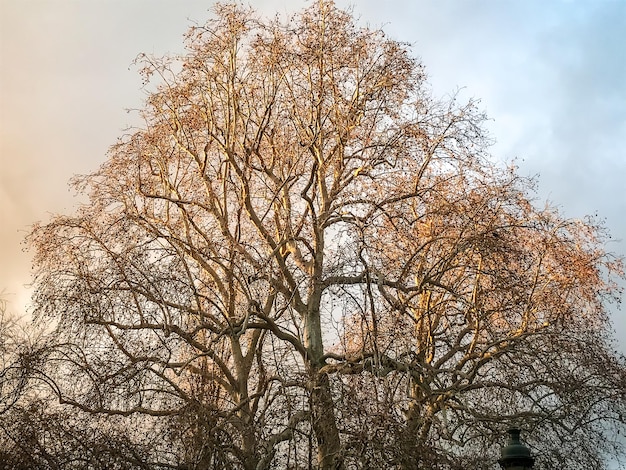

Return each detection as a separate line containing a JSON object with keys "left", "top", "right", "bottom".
{"left": 1, "top": 0, "right": 625, "bottom": 354}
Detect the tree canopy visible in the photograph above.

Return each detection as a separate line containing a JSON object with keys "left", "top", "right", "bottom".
{"left": 16, "top": 2, "right": 626, "bottom": 469}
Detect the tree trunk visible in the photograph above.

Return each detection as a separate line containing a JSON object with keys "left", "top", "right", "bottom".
{"left": 304, "top": 301, "right": 343, "bottom": 469}
{"left": 311, "top": 370, "right": 343, "bottom": 469}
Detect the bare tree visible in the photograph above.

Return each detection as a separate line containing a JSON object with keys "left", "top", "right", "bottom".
{"left": 27, "top": 2, "right": 625, "bottom": 469}
{"left": 0, "top": 297, "right": 30, "bottom": 418}
{"left": 0, "top": 297, "right": 151, "bottom": 469}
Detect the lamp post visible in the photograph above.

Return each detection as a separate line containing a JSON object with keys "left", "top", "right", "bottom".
{"left": 498, "top": 428, "right": 535, "bottom": 470}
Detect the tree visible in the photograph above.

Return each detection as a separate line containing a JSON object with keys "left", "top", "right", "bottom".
{"left": 0, "top": 297, "right": 30, "bottom": 418}
{"left": 0, "top": 297, "right": 162, "bottom": 469}
{"left": 28, "top": 2, "right": 626, "bottom": 469}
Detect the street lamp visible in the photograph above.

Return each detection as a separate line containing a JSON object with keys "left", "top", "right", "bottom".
{"left": 498, "top": 428, "right": 535, "bottom": 470}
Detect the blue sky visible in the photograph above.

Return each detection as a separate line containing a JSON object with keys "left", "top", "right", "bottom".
{"left": 1, "top": 0, "right": 625, "bottom": 352}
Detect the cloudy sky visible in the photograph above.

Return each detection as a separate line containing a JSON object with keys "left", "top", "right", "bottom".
{"left": 1, "top": 0, "right": 625, "bottom": 350}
